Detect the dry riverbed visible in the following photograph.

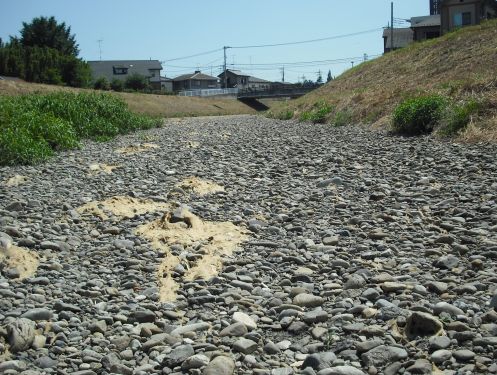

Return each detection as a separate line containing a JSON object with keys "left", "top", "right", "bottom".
{"left": 1, "top": 115, "right": 497, "bottom": 374}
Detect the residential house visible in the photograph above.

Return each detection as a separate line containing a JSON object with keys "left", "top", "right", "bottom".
{"left": 218, "top": 69, "right": 271, "bottom": 90}
{"left": 172, "top": 71, "right": 219, "bottom": 91}
{"left": 88, "top": 60, "right": 163, "bottom": 90}
{"left": 440, "top": 0, "right": 496, "bottom": 34}
{"left": 218, "top": 70, "right": 250, "bottom": 88}
{"left": 410, "top": 15, "right": 441, "bottom": 41}
{"left": 160, "top": 77, "right": 173, "bottom": 93}
{"left": 382, "top": 28, "right": 414, "bottom": 53}
{"left": 247, "top": 76, "right": 271, "bottom": 91}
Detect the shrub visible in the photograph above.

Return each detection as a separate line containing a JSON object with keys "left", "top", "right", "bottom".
{"left": 438, "top": 99, "right": 482, "bottom": 136}
{"left": 110, "top": 78, "right": 124, "bottom": 92}
{"left": 125, "top": 73, "right": 149, "bottom": 91}
{"left": 0, "top": 92, "right": 160, "bottom": 165}
{"left": 299, "top": 101, "right": 333, "bottom": 124}
{"left": 94, "top": 77, "right": 110, "bottom": 90}
{"left": 392, "top": 95, "right": 446, "bottom": 135}
{"left": 332, "top": 110, "right": 353, "bottom": 127}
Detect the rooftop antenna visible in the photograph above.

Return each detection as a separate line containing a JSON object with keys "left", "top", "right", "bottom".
{"left": 97, "top": 39, "right": 103, "bottom": 61}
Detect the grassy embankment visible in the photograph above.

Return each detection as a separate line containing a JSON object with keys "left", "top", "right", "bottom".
{"left": 0, "top": 80, "right": 255, "bottom": 118}
{"left": 267, "top": 20, "right": 497, "bottom": 142}
{"left": 0, "top": 80, "right": 255, "bottom": 165}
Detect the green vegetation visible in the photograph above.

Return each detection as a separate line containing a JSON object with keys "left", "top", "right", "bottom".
{"left": 0, "top": 92, "right": 159, "bottom": 165}
{"left": 0, "top": 16, "right": 90, "bottom": 87}
{"left": 94, "top": 77, "right": 110, "bottom": 90}
{"left": 392, "top": 95, "right": 446, "bottom": 135}
{"left": 332, "top": 110, "right": 353, "bottom": 127}
{"left": 124, "top": 73, "right": 149, "bottom": 91}
{"left": 110, "top": 78, "right": 124, "bottom": 92}
{"left": 438, "top": 99, "right": 482, "bottom": 136}
{"left": 392, "top": 94, "right": 483, "bottom": 136}
{"left": 299, "top": 100, "right": 333, "bottom": 124}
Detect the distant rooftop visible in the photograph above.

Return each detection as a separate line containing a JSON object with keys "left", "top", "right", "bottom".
{"left": 172, "top": 71, "right": 219, "bottom": 81}
{"left": 411, "top": 14, "right": 441, "bottom": 28}
{"left": 383, "top": 28, "right": 414, "bottom": 49}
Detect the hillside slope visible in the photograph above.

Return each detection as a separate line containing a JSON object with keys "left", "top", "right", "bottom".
{"left": 269, "top": 20, "right": 497, "bottom": 142}
{"left": 0, "top": 80, "right": 255, "bottom": 118}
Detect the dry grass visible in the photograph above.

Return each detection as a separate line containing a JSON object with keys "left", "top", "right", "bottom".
{"left": 269, "top": 19, "right": 497, "bottom": 142}
{"left": 0, "top": 80, "right": 255, "bottom": 118}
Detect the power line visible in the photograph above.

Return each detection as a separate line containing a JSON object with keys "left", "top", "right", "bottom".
{"left": 229, "top": 27, "right": 382, "bottom": 49}
{"left": 161, "top": 48, "right": 222, "bottom": 62}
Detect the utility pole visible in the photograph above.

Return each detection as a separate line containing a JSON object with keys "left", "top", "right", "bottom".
{"left": 391, "top": 2, "right": 394, "bottom": 52}
{"left": 97, "top": 39, "right": 103, "bottom": 61}
{"left": 223, "top": 46, "right": 229, "bottom": 89}
{"left": 280, "top": 67, "right": 285, "bottom": 82}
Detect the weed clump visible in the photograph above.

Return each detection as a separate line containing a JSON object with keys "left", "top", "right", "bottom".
{"left": 0, "top": 92, "right": 160, "bottom": 165}
{"left": 392, "top": 95, "right": 446, "bottom": 135}
{"left": 438, "top": 99, "right": 482, "bottom": 136}
{"left": 299, "top": 101, "right": 333, "bottom": 124}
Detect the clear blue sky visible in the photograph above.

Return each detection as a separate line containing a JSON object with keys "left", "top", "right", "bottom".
{"left": 1, "top": 0, "right": 428, "bottom": 83}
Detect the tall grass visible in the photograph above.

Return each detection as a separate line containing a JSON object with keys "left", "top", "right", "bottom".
{"left": 0, "top": 92, "right": 160, "bottom": 165}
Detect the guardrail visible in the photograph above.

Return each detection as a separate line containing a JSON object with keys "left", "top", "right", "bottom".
{"left": 178, "top": 88, "right": 239, "bottom": 97}
{"left": 237, "top": 86, "right": 319, "bottom": 99}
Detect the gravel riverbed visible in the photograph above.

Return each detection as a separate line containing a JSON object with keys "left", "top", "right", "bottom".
{"left": 1, "top": 115, "right": 497, "bottom": 375}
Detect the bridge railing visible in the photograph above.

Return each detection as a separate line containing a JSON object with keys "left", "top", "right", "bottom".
{"left": 178, "top": 88, "right": 239, "bottom": 97}
{"left": 237, "top": 85, "right": 319, "bottom": 98}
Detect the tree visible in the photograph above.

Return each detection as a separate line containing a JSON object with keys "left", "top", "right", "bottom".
{"left": 110, "top": 78, "right": 124, "bottom": 92}
{"left": 125, "top": 73, "right": 149, "bottom": 91}
{"left": 20, "top": 16, "right": 79, "bottom": 57}
{"left": 94, "top": 77, "right": 110, "bottom": 90}
{"left": 316, "top": 71, "right": 323, "bottom": 84}
{"left": 327, "top": 70, "right": 333, "bottom": 82}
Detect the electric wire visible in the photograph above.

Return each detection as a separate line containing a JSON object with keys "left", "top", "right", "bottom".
{"left": 228, "top": 27, "right": 382, "bottom": 49}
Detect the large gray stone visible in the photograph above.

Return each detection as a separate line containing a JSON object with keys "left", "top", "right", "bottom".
{"left": 203, "top": 355, "right": 235, "bottom": 375}
{"left": 7, "top": 318, "right": 35, "bottom": 352}
{"left": 293, "top": 293, "right": 324, "bottom": 308}
{"left": 361, "top": 345, "right": 408, "bottom": 367}
{"left": 301, "top": 352, "right": 337, "bottom": 371}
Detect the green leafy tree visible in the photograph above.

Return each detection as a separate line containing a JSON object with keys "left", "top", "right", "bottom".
{"left": 110, "top": 78, "right": 124, "bottom": 92}
{"left": 0, "top": 16, "right": 89, "bottom": 87}
{"left": 327, "top": 70, "right": 333, "bottom": 82}
{"left": 125, "top": 73, "right": 149, "bottom": 91}
{"left": 94, "top": 77, "right": 110, "bottom": 90}
{"left": 20, "top": 16, "right": 79, "bottom": 57}
{"left": 316, "top": 71, "right": 323, "bottom": 84}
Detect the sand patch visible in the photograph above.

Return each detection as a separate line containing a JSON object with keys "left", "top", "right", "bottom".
{"left": 4, "top": 175, "right": 28, "bottom": 187}
{"left": 135, "top": 206, "right": 248, "bottom": 302}
{"left": 115, "top": 143, "right": 159, "bottom": 155}
{"left": 77, "top": 196, "right": 170, "bottom": 220}
{"left": 185, "top": 141, "right": 200, "bottom": 149}
{"left": 177, "top": 177, "right": 224, "bottom": 196}
{"left": 88, "top": 163, "right": 120, "bottom": 175}
{"left": 0, "top": 245, "right": 39, "bottom": 280}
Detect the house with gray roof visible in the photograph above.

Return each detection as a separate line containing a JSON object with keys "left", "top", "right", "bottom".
{"left": 410, "top": 15, "right": 441, "bottom": 41}
{"left": 218, "top": 69, "right": 271, "bottom": 90}
{"left": 88, "top": 60, "right": 163, "bottom": 89}
{"left": 172, "top": 71, "right": 220, "bottom": 91}
{"left": 383, "top": 28, "right": 414, "bottom": 53}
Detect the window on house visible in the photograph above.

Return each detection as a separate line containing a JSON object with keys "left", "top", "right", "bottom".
{"left": 113, "top": 67, "right": 128, "bottom": 75}
{"left": 454, "top": 11, "right": 472, "bottom": 27}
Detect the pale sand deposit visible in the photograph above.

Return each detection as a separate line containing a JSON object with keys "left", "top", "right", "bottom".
{"left": 177, "top": 177, "right": 224, "bottom": 196}
{"left": 0, "top": 245, "right": 39, "bottom": 280}
{"left": 115, "top": 143, "right": 159, "bottom": 155}
{"left": 135, "top": 207, "right": 247, "bottom": 302}
{"left": 4, "top": 175, "right": 28, "bottom": 187}
{"left": 88, "top": 163, "right": 120, "bottom": 175}
{"left": 77, "top": 196, "right": 170, "bottom": 220}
